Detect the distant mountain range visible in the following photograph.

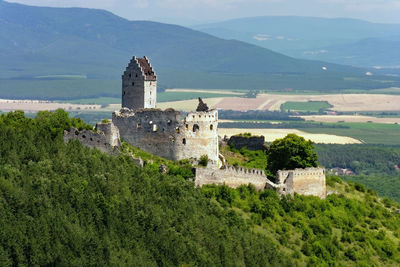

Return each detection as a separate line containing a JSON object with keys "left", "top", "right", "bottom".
{"left": 0, "top": 1, "right": 398, "bottom": 100}
{"left": 193, "top": 16, "right": 400, "bottom": 68}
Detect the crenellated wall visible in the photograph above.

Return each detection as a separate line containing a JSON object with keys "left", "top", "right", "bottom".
{"left": 195, "top": 165, "right": 267, "bottom": 190}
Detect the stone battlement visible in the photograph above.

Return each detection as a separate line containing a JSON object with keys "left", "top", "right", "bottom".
{"left": 195, "top": 165, "right": 267, "bottom": 190}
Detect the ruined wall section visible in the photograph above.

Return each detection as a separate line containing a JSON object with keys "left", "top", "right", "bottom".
{"left": 195, "top": 166, "right": 267, "bottom": 190}
{"left": 277, "top": 167, "right": 326, "bottom": 198}
{"left": 64, "top": 126, "right": 120, "bottom": 154}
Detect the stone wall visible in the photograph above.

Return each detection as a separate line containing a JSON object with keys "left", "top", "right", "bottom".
{"left": 227, "top": 135, "right": 266, "bottom": 151}
{"left": 276, "top": 167, "right": 326, "bottom": 198}
{"left": 112, "top": 108, "right": 219, "bottom": 166}
{"left": 195, "top": 165, "right": 267, "bottom": 190}
{"left": 63, "top": 125, "right": 121, "bottom": 154}
{"left": 122, "top": 57, "right": 157, "bottom": 110}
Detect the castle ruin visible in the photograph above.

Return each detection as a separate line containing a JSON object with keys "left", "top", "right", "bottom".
{"left": 64, "top": 56, "right": 326, "bottom": 198}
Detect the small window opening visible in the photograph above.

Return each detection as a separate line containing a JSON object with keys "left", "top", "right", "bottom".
{"left": 183, "top": 138, "right": 186, "bottom": 145}
{"left": 129, "top": 74, "right": 131, "bottom": 78}
{"left": 193, "top": 124, "right": 199, "bottom": 132}
{"left": 90, "top": 138, "right": 93, "bottom": 141}
{"left": 123, "top": 91, "right": 126, "bottom": 96}
{"left": 82, "top": 135, "right": 86, "bottom": 139}
{"left": 175, "top": 127, "right": 180, "bottom": 134}
{"left": 210, "top": 124, "right": 214, "bottom": 130}
{"left": 137, "top": 123, "right": 142, "bottom": 129}
{"left": 136, "top": 74, "right": 138, "bottom": 77}
{"left": 132, "top": 82, "right": 135, "bottom": 86}
{"left": 153, "top": 124, "right": 158, "bottom": 132}
{"left": 185, "top": 124, "right": 188, "bottom": 129}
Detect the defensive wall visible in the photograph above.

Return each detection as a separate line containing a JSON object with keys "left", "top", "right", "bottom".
{"left": 64, "top": 122, "right": 120, "bottom": 154}
{"left": 112, "top": 108, "right": 219, "bottom": 166}
{"left": 274, "top": 167, "right": 326, "bottom": 198}
{"left": 194, "top": 165, "right": 267, "bottom": 190}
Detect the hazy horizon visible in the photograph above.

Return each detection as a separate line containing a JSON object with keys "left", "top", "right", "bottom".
{"left": 5, "top": 0, "right": 400, "bottom": 26}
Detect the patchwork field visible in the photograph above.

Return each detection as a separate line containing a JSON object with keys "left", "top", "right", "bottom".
{"left": 301, "top": 115, "right": 400, "bottom": 124}
{"left": 213, "top": 93, "right": 400, "bottom": 112}
{"left": 217, "top": 128, "right": 361, "bottom": 144}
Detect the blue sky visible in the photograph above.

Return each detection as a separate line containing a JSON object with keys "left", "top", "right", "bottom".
{"left": 6, "top": 0, "right": 400, "bottom": 25}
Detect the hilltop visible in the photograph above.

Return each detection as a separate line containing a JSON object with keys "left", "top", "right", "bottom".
{"left": 0, "top": 1, "right": 398, "bottom": 100}
{"left": 0, "top": 109, "right": 399, "bottom": 266}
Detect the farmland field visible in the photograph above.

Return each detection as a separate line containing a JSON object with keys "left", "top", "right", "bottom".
{"left": 302, "top": 122, "right": 400, "bottom": 145}
{"left": 301, "top": 115, "right": 400, "bottom": 124}
{"left": 281, "top": 101, "right": 332, "bottom": 112}
{"left": 217, "top": 128, "right": 361, "bottom": 144}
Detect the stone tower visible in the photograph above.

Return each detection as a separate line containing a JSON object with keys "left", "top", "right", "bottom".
{"left": 122, "top": 56, "right": 157, "bottom": 110}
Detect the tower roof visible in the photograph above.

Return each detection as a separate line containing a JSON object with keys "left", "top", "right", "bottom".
{"left": 137, "top": 57, "right": 156, "bottom": 81}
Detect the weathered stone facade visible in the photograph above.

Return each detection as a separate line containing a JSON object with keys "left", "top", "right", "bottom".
{"left": 272, "top": 167, "right": 326, "bottom": 198}
{"left": 195, "top": 166, "right": 267, "bottom": 190}
{"left": 112, "top": 107, "right": 219, "bottom": 166}
{"left": 64, "top": 123, "right": 121, "bottom": 154}
{"left": 122, "top": 56, "right": 157, "bottom": 110}
{"left": 227, "top": 135, "right": 266, "bottom": 151}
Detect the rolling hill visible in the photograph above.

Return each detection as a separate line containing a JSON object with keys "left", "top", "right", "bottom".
{"left": 193, "top": 16, "right": 400, "bottom": 68}
{"left": 0, "top": 1, "right": 398, "bottom": 100}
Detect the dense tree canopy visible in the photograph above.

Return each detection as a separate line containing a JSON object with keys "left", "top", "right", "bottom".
{"left": 0, "top": 110, "right": 289, "bottom": 266}
{"left": 267, "top": 134, "right": 318, "bottom": 176}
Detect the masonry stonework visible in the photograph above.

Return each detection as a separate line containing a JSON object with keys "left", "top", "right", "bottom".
{"left": 275, "top": 168, "right": 326, "bottom": 198}
{"left": 122, "top": 56, "right": 157, "bottom": 110}
{"left": 195, "top": 166, "right": 267, "bottom": 190}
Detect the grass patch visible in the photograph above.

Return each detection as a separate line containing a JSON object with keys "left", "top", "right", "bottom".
{"left": 303, "top": 122, "right": 400, "bottom": 145}
{"left": 281, "top": 101, "right": 332, "bottom": 112}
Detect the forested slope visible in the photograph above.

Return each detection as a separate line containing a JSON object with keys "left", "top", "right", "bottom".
{"left": 0, "top": 110, "right": 400, "bottom": 266}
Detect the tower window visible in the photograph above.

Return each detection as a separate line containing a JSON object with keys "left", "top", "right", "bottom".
{"left": 132, "top": 82, "right": 135, "bottom": 86}
{"left": 193, "top": 124, "right": 199, "bottom": 133}
{"left": 183, "top": 138, "right": 186, "bottom": 145}
{"left": 153, "top": 124, "right": 158, "bottom": 132}
{"left": 129, "top": 74, "right": 131, "bottom": 78}
{"left": 210, "top": 124, "right": 213, "bottom": 130}
{"left": 137, "top": 123, "right": 142, "bottom": 129}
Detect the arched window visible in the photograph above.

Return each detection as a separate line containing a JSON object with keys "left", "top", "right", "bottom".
{"left": 210, "top": 124, "right": 213, "bottom": 130}
{"left": 193, "top": 124, "right": 199, "bottom": 132}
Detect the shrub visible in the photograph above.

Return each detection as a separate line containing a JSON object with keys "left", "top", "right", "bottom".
{"left": 199, "top": 154, "right": 209, "bottom": 167}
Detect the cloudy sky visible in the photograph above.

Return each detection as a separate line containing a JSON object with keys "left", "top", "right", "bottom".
{"left": 6, "top": 0, "right": 400, "bottom": 25}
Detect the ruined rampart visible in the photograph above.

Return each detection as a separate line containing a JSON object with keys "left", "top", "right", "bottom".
{"left": 195, "top": 165, "right": 267, "bottom": 190}
{"left": 63, "top": 124, "right": 121, "bottom": 154}
{"left": 275, "top": 167, "right": 326, "bottom": 198}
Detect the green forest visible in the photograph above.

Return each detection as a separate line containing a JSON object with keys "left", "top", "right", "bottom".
{"left": 1, "top": 110, "right": 400, "bottom": 266}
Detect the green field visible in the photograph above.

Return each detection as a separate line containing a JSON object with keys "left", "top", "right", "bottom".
{"left": 281, "top": 101, "right": 333, "bottom": 112}
{"left": 303, "top": 122, "right": 400, "bottom": 145}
